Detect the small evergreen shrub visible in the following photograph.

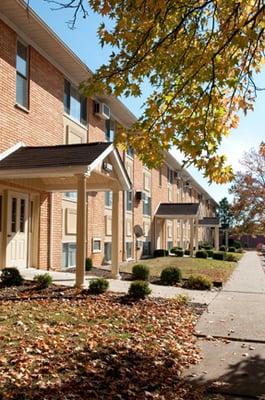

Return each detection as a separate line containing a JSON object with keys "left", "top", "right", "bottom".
{"left": 170, "top": 248, "right": 184, "bottom": 257}
{"left": 160, "top": 267, "right": 182, "bottom": 285}
{"left": 206, "top": 250, "right": 214, "bottom": 258}
{"left": 219, "top": 245, "right": 226, "bottom": 252}
{"left": 184, "top": 249, "right": 190, "bottom": 256}
{"left": 154, "top": 249, "right": 169, "bottom": 257}
{"left": 233, "top": 240, "right": 242, "bottom": 249}
{"left": 34, "top": 273, "right": 52, "bottom": 289}
{"left": 1, "top": 268, "right": 23, "bottom": 287}
{"left": 195, "top": 250, "right": 208, "bottom": 259}
{"left": 183, "top": 275, "right": 212, "bottom": 290}
{"left": 228, "top": 247, "right": 236, "bottom": 253}
{"left": 236, "top": 248, "right": 243, "bottom": 253}
{"left": 85, "top": 257, "right": 93, "bottom": 271}
{"left": 132, "top": 264, "right": 150, "bottom": 281}
{"left": 213, "top": 251, "right": 226, "bottom": 260}
{"left": 128, "top": 281, "right": 151, "bottom": 299}
{"left": 89, "top": 278, "right": 109, "bottom": 294}
{"left": 225, "top": 253, "right": 238, "bottom": 262}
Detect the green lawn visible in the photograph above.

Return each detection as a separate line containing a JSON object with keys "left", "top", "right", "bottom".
{"left": 121, "top": 253, "right": 242, "bottom": 283}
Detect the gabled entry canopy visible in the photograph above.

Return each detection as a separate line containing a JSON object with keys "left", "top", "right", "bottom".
{"left": 0, "top": 142, "right": 131, "bottom": 192}
{"left": 198, "top": 217, "right": 220, "bottom": 227}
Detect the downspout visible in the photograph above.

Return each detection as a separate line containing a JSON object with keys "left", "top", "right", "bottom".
{"left": 48, "top": 192, "right": 54, "bottom": 270}
{"left": 122, "top": 151, "right": 126, "bottom": 261}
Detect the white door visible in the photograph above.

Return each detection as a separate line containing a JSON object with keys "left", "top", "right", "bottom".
{"left": 6, "top": 192, "right": 29, "bottom": 268}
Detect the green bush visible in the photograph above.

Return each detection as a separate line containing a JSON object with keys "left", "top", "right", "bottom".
{"left": 228, "top": 247, "right": 236, "bottom": 253}
{"left": 206, "top": 250, "right": 214, "bottom": 258}
{"left": 170, "top": 248, "right": 184, "bottom": 257}
{"left": 233, "top": 240, "right": 242, "bottom": 249}
{"left": 132, "top": 264, "right": 150, "bottom": 281}
{"left": 89, "top": 278, "right": 109, "bottom": 294}
{"left": 154, "top": 249, "right": 169, "bottom": 257}
{"left": 225, "top": 253, "right": 238, "bottom": 262}
{"left": 195, "top": 250, "right": 208, "bottom": 259}
{"left": 85, "top": 257, "right": 93, "bottom": 271}
{"left": 183, "top": 275, "right": 212, "bottom": 290}
{"left": 236, "top": 248, "right": 243, "bottom": 253}
{"left": 160, "top": 266, "right": 182, "bottom": 285}
{"left": 34, "top": 273, "right": 52, "bottom": 289}
{"left": 128, "top": 281, "right": 151, "bottom": 299}
{"left": 213, "top": 251, "right": 226, "bottom": 260}
{"left": 1, "top": 268, "right": 23, "bottom": 287}
{"left": 184, "top": 249, "right": 190, "bottom": 256}
{"left": 219, "top": 245, "right": 226, "bottom": 252}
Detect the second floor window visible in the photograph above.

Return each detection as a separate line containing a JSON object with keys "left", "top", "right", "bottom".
{"left": 105, "top": 191, "right": 112, "bottom": 207}
{"left": 64, "top": 80, "right": 87, "bottom": 125}
{"left": 126, "top": 191, "right": 133, "bottom": 212}
{"left": 16, "top": 41, "right": 28, "bottom": 108}
{"left": 143, "top": 193, "right": 151, "bottom": 216}
{"left": 105, "top": 120, "right": 115, "bottom": 142}
{"left": 126, "top": 146, "right": 134, "bottom": 158}
{"left": 167, "top": 168, "right": 174, "bottom": 185}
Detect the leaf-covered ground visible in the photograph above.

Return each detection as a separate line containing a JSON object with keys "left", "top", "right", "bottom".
{"left": 0, "top": 293, "right": 205, "bottom": 400}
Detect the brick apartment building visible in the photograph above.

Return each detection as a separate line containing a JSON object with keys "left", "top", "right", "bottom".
{"left": 0, "top": 0, "right": 219, "bottom": 286}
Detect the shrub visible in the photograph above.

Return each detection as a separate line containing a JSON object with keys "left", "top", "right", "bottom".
{"left": 225, "top": 253, "right": 238, "bottom": 262}
{"left": 85, "top": 257, "right": 93, "bottom": 271}
{"left": 213, "top": 251, "right": 226, "bottom": 260}
{"left": 1, "top": 268, "right": 23, "bottom": 287}
{"left": 34, "top": 273, "right": 52, "bottom": 289}
{"left": 195, "top": 250, "right": 208, "bottom": 259}
{"left": 174, "top": 294, "right": 190, "bottom": 305}
{"left": 170, "top": 248, "right": 184, "bottom": 257}
{"left": 183, "top": 275, "right": 212, "bottom": 290}
{"left": 154, "top": 249, "right": 169, "bottom": 257}
{"left": 219, "top": 245, "right": 226, "bottom": 252}
{"left": 228, "top": 247, "right": 236, "bottom": 253}
{"left": 236, "top": 248, "right": 243, "bottom": 253}
{"left": 233, "top": 240, "right": 242, "bottom": 249}
{"left": 128, "top": 281, "right": 151, "bottom": 299}
{"left": 184, "top": 249, "right": 190, "bottom": 256}
{"left": 132, "top": 264, "right": 150, "bottom": 281}
{"left": 89, "top": 278, "right": 109, "bottom": 294}
{"left": 160, "top": 266, "right": 182, "bottom": 285}
{"left": 206, "top": 250, "right": 214, "bottom": 258}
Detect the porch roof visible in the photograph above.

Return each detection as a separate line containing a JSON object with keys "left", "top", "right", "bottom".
{"left": 155, "top": 203, "right": 200, "bottom": 219}
{"left": 0, "top": 142, "right": 131, "bottom": 192}
{"left": 198, "top": 217, "right": 220, "bottom": 227}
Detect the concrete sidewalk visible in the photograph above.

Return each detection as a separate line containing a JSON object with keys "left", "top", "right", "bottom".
{"left": 185, "top": 251, "right": 265, "bottom": 397}
{"left": 16, "top": 266, "right": 218, "bottom": 305}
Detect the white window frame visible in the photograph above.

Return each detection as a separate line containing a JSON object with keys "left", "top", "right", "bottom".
{"left": 92, "top": 238, "right": 102, "bottom": 253}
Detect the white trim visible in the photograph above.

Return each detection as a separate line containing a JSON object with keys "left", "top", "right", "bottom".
{"left": 92, "top": 237, "right": 102, "bottom": 254}
{"left": 0, "top": 142, "right": 25, "bottom": 162}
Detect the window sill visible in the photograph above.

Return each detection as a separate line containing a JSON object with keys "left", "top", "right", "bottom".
{"left": 63, "top": 196, "right": 77, "bottom": 203}
{"left": 64, "top": 113, "right": 87, "bottom": 130}
{"left": 15, "top": 103, "right": 29, "bottom": 114}
{"left": 92, "top": 250, "right": 102, "bottom": 254}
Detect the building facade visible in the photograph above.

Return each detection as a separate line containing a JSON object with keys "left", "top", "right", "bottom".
{"left": 0, "top": 0, "right": 218, "bottom": 277}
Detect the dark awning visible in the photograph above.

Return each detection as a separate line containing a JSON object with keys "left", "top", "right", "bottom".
{"left": 156, "top": 203, "right": 200, "bottom": 219}
{"left": 198, "top": 217, "right": 220, "bottom": 226}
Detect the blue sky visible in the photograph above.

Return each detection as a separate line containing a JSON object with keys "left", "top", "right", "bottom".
{"left": 30, "top": 1, "right": 265, "bottom": 203}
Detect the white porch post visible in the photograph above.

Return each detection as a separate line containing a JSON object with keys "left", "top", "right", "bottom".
{"left": 180, "top": 220, "right": 184, "bottom": 249}
{"left": 111, "top": 191, "right": 120, "bottom": 279}
{"left": 189, "top": 218, "right": 194, "bottom": 257}
{"left": 75, "top": 174, "right": 87, "bottom": 288}
{"left": 195, "top": 219, "right": 199, "bottom": 251}
{"left": 214, "top": 226, "right": 220, "bottom": 251}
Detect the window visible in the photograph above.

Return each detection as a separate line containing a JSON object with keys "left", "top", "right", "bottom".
{"left": 92, "top": 238, "right": 101, "bottom": 253}
{"left": 20, "top": 199, "right": 25, "bottom": 233}
{"left": 126, "top": 241, "right": 133, "bottom": 259}
{"left": 126, "top": 191, "right": 133, "bottom": 212}
{"left": 105, "top": 119, "right": 115, "bottom": 142}
{"left": 64, "top": 79, "right": 87, "bottom": 125}
{"left": 126, "top": 146, "right": 134, "bottom": 158}
{"left": 159, "top": 168, "right": 162, "bottom": 186}
{"left": 11, "top": 198, "right": 17, "bottom": 233}
{"left": 64, "top": 192, "right": 77, "bottom": 201}
{"left": 105, "top": 191, "right": 112, "bottom": 207}
{"left": 142, "top": 241, "right": 151, "bottom": 256}
{"left": 167, "top": 241, "right": 173, "bottom": 251}
{"left": 62, "top": 243, "right": 76, "bottom": 268}
{"left": 168, "top": 168, "right": 174, "bottom": 185}
{"left": 16, "top": 41, "right": 28, "bottom": 108}
{"left": 143, "top": 193, "right": 151, "bottom": 216}
{"left": 104, "top": 242, "right": 112, "bottom": 263}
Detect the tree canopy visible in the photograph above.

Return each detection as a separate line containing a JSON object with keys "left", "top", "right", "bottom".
{"left": 230, "top": 143, "right": 265, "bottom": 235}
{"left": 44, "top": 0, "right": 265, "bottom": 182}
{"left": 216, "top": 197, "right": 233, "bottom": 228}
